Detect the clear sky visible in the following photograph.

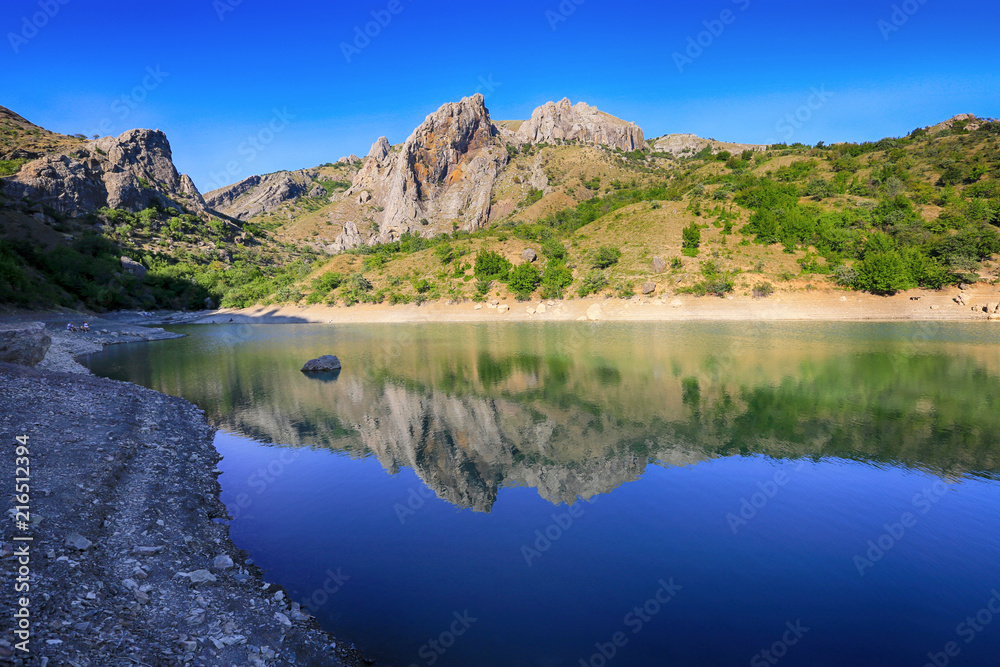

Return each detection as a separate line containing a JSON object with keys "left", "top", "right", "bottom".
{"left": 3, "top": 0, "right": 998, "bottom": 192}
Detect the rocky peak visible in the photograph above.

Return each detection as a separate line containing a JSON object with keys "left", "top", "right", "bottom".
{"left": 340, "top": 93, "right": 508, "bottom": 248}
{"left": 514, "top": 98, "right": 646, "bottom": 151}
{"left": 1, "top": 124, "right": 205, "bottom": 216}
{"left": 204, "top": 171, "right": 310, "bottom": 221}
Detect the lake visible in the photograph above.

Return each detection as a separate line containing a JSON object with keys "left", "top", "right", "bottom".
{"left": 84, "top": 321, "right": 1000, "bottom": 666}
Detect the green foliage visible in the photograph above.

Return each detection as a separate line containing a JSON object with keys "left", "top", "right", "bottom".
{"left": 577, "top": 269, "right": 608, "bottom": 297}
{"left": 541, "top": 237, "right": 567, "bottom": 260}
{"left": 0, "top": 158, "right": 28, "bottom": 176}
{"left": 752, "top": 282, "right": 774, "bottom": 298}
{"left": 682, "top": 222, "right": 701, "bottom": 257}
{"left": 592, "top": 245, "right": 622, "bottom": 269}
{"left": 473, "top": 249, "right": 512, "bottom": 282}
{"left": 507, "top": 263, "right": 541, "bottom": 300}
{"left": 540, "top": 262, "right": 573, "bottom": 299}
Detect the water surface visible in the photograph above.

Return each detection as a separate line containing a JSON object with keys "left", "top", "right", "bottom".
{"left": 85, "top": 322, "right": 1000, "bottom": 666}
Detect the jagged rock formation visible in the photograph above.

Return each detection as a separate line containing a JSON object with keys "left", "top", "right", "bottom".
{"left": 651, "top": 133, "right": 766, "bottom": 157}
{"left": 204, "top": 170, "right": 323, "bottom": 220}
{"left": 514, "top": 98, "right": 645, "bottom": 151}
{"left": 0, "top": 322, "right": 51, "bottom": 366}
{"left": 1, "top": 126, "right": 205, "bottom": 216}
{"left": 340, "top": 94, "right": 508, "bottom": 247}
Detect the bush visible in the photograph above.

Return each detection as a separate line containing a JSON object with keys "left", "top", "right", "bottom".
{"left": 752, "top": 282, "right": 774, "bottom": 298}
{"left": 682, "top": 223, "right": 701, "bottom": 257}
{"left": 474, "top": 249, "right": 512, "bottom": 282}
{"left": 577, "top": 269, "right": 608, "bottom": 297}
{"left": 541, "top": 237, "right": 567, "bottom": 260}
{"left": 507, "top": 263, "right": 541, "bottom": 300}
{"left": 540, "top": 262, "right": 573, "bottom": 299}
{"left": 855, "top": 251, "right": 912, "bottom": 295}
{"left": 592, "top": 246, "right": 622, "bottom": 269}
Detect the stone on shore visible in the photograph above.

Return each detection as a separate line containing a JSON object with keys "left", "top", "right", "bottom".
{"left": 0, "top": 322, "right": 51, "bottom": 367}
{"left": 651, "top": 257, "right": 667, "bottom": 273}
{"left": 586, "top": 304, "right": 604, "bottom": 321}
{"left": 301, "top": 355, "right": 342, "bottom": 372}
{"left": 641, "top": 282, "right": 656, "bottom": 295}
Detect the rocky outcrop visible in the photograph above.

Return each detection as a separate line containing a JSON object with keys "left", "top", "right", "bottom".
{"left": 120, "top": 256, "right": 147, "bottom": 279}
{"left": 651, "top": 133, "right": 767, "bottom": 157}
{"left": 1, "top": 128, "right": 205, "bottom": 216}
{"left": 514, "top": 98, "right": 645, "bottom": 151}
{"left": 344, "top": 94, "right": 508, "bottom": 243}
{"left": 0, "top": 322, "right": 51, "bottom": 366}
{"left": 204, "top": 171, "right": 314, "bottom": 221}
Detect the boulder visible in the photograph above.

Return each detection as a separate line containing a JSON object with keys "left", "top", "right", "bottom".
{"left": 522, "top": 248, "right": 538, "bottom": 263}
{"left": 203, "top": 297, "right": 216, "bottom": 310}
{"left": 586, "top": 304, "right": 604, "bottom": 321}
{"left": 0, "top": 322, "right": 51, "bottom": 366}
{"left": 987, "top": 303, "right": 999, "bottom": 314}
{"left": 651, "top": 256, "right": 667, "bottom": 273}
{"left": 498, "top": 304, "right": 510, "bottom": 314}
{"left": 121, "top": 256, "right": 147, "bottom": 279}
{"left": 301, "top": 355, "right": 342, "bottom": 372}
{"left": 641, "top": 282, "right": 656, "bottom": 295}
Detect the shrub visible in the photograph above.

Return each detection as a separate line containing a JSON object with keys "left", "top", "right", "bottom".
{"left": 855, "top": 251, "right": 912, "bottom": 295}
{"left": 577, "top": 269, "right": 608, "bottom": 297}
{"left": 592, "top": 245, "right": 622, "bottom": 269}
{"left": 508, "top": 263, "right": 541, "bottom": 300}
{"left": 473, "top": 249, "right": 512, "bottom": 281}
{"left": 541, "top": 237, "right": 567, "bottom": 260}
{"left": 540, "top": 262, "right": 573, "bottom": 299}
{"left": 752, "top": 282, "right": 774, "bottom": 298}
{"left": 682, "top": 223, "right": 701, "bottom": 257}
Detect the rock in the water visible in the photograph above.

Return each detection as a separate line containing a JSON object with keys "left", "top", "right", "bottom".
{"left": 522, "top": 248, "right": 538, "bottom": 263}
{"left": 120, "top": 256, "right": 147, "bottom": 279}
{"left": 0, "top": 322, "right": 51, "bottom": 367}
{"left": 586, "top": 304, "right": 604, "bottom": 321}
{"left": 641, "top": 282, "right": 656, "bottom": 295}
{"left": 65, "top": 532, "right": 92, "bottom": 551}
{"left": 651, "top": 256, "right": 667, "bottom": 273}
{"left": 514, "top": 98, "right": 645, "bottom": 151}
{"left": 301, "top": 355, "right": 342, "bottom": 372}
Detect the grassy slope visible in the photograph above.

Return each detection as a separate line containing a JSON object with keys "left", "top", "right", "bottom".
{"left": 285, "top": 117, "right": 1000, "bottom": 307}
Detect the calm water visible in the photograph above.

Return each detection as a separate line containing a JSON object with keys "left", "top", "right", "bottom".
{"left": 84, "top": 322, "right": 1000, "bottom": 666}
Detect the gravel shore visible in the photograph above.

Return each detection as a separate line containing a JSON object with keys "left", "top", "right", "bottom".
{"left": 0, "top": 314, "right": 371, "bottom": 666}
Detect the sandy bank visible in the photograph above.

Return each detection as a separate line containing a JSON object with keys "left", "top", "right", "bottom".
{"left": 196, "top": 288, "right": 1000, "bottom": 325}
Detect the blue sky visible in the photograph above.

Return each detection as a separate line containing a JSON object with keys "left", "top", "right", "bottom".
{"left": 3, "top": 0, "right": 998, "bottom": 192}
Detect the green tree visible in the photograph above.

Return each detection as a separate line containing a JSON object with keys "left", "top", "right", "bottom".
{"left": 473, "top": 249, "right": 512, "bottom": 282}
{"left": 592, "top": 246, "right": 622, "bottom": 269}
{"left": 682, "top": 223, "right": 701, "bottom": 257}
{"left": 507, "top": 263, "right": 541, "bottom": 300}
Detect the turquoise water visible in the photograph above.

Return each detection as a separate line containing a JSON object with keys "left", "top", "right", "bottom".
{"left": 84, "top": 322, "right": 1000, "bottom": 666}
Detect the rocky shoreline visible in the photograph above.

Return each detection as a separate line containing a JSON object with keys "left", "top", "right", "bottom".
{"left": 0, "top": 315, "right": 371, "bottom": 666}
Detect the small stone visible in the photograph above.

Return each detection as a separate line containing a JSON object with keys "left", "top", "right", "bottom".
{"left": 526, "top": 307, "right": 536, "bottom": 315}
{"left": 641, "top": 282, "right": 656, "bottom": 295}
{"left": 536, "top": 303, "right": 547, "bottom": 313}
{"left": 122, "top": 578, "right": 139, "bottom": 590}
{"left": 176, "top": 569, "right": 217, "bottom": 584}
{"left": 132, "top": 546, "right": 163, "bottom": 556}
{"left": 274, "top": 612, "right": 292, "bottom": 627}
{"left": 651, "top": 256, "right": 667, "bottom": 273}
{"left": 498, "top": 304, "right": 510, "bottom": 314}
{"left": 213, "top": 554, "right": 234, "bottom": 570}
{"left": 273, "top": 590, "right": 285, "bottom": 602}
{"left": 65, "top": 532, "right": 92, "bottom": 551}
{"left": 133, "top": 589, "right": 150, "bottom": 604}
{"left": 586, "top": 304, "right": 603, "bottom": 321}
{"left": 473, "top": 304, "right": 483, "bottom": 310}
